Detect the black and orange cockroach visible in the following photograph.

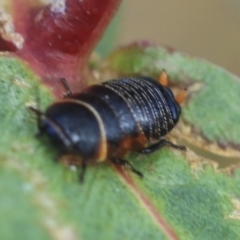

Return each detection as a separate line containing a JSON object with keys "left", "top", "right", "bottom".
{"left": 29, "top": 72, "right": 186, "bottom": 182}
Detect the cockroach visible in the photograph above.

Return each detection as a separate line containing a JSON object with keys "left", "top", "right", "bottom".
{"left": 29, "top": 72, "right": 186, "bottom": 182}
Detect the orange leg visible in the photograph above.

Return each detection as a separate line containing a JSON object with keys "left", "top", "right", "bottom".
{"left": 158, "top": 70, "right": 169, "bottom": 86}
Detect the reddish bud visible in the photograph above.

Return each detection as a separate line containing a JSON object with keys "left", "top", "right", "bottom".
{"left": 5, "top": 0, "right": 121, "bottom": 95}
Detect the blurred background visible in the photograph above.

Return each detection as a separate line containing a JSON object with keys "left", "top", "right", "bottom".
{"left": 98, "top": 0, "right": 240, "bottom": 76}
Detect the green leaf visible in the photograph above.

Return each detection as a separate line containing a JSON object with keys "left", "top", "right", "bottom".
{"left": 1, "top": 43, "right": 240, "bottom": 240}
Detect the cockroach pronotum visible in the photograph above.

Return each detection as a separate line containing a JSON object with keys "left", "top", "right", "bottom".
{"left": 29, "top": 72, "right": 186, "bottom": 182}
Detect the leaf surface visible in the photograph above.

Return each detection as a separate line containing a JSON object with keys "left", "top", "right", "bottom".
{"left": 1, "top": 43, "right": 240, "bottom": 240}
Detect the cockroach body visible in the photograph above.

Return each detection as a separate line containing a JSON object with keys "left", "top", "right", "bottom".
{"left": 30, "top": 74, "right": 186, "bottom": 182}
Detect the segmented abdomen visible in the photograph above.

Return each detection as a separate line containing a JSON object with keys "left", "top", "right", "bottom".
{"left": 102, "top": 77, "right": 175, "bottom": 141}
